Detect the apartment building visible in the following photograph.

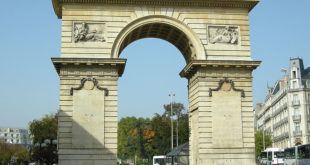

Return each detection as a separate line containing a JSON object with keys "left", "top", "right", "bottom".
{"left": 0, "top": 127, "right": 30, "bottom": 145}
{"left": 257, "top": 58, "right": 310, "bottom": 149}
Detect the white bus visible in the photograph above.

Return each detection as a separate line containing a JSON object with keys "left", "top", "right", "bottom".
{"left": 284, "top": 143, "right": 310, "bottom": 165}
{"left": 260, "top": 148, "right": 284, "bottom": 165}
{"left": 153, "top": 155, "right": 167, "bottom": 165}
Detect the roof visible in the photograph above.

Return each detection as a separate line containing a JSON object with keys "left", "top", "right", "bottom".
{"left": 166, "top": 143, "right": 189, "bottom": 157}
{"left": 52, "top": 0, "right": 259, "bottom": 18}
{"left": 303, "top": 67, "right": 310, "bottom": 79}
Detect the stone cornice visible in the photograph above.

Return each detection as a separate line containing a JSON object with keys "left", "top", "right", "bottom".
{"left": 180, "top": 60, "right": 261, "bottom": 79}
{"left": 52, "top": 0, "right": 259, "bottom": 18}
{"left": 51, "top": 58, "right": 127, "bottom": 76}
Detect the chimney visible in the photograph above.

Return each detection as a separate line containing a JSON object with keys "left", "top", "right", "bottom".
{"left": 285, "top": 75, "right": 289, "bottom": 83}
{"left": 280, "top": 81, "right": 285, "bottom": 88}
{"left": 256, "top": 103, "right": 263, "bottom": 111}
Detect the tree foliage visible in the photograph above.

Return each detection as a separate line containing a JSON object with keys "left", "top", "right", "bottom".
{"left": 29, "top": 113, "right": 58, "bottom": 165}
{"left": 118, "top": 102, "right": 189, "bottom": 162}
{"left": 255, "top": 130, "right": 272, "bottom": 156}
{"left": 0, "top": 142, "right": 29, "bottom": 164}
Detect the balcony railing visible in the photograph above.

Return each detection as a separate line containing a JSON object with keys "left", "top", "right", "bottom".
{"left": 264, "top": 114, "right": 271, "bottom": 123}
{"left": 292, "top": 115, "right": 301, "bottom": 122}
{"left": 273, "top": 117, "right": 289, "bottom": 130}
{"left": 283, "top": 103, "right": 288, "bottom": 109}
{"left": 293, "top": 130, "right": 302, "bottom": 136}
{"left": 273, "top": 132, "right": 289, "bottom": 142}
{"left": 292, "top": 100, "right": 300, "bottom": 106}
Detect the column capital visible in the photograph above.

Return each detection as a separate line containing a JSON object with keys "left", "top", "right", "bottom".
{"left": 180, "top": 60, "right": 261, "bottom": 79}
{"left": 51, "top": 58, "right": 127, "bottom": 77}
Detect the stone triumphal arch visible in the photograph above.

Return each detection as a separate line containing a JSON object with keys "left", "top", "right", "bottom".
{"left": 51, "top": 0, "right": 261, "bottom": 164}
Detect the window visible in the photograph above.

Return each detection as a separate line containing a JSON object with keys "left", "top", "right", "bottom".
{"left": 295, "top": 108, "right": 300, "bottom": 116}
{"left": 296, "top": 123, "right": 300, "bottom": 132}
{"left": 293, "top": 81, "right": 297, "bottom": 89}
{"left": 4, "top": 133, "right": 7, "bottom": 137}
{"left": 308, "top": 94, "right": 310, "bottom": 104}
{"left": 293, "top": 71, "right": 297, "bottom": 78}
{"left": 293, "top": 94, "right": 299, "bottom": 104}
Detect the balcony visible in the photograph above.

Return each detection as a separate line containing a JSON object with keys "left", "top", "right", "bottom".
{"left": 292, "top": 100, "right": 300, "bottom": 106}
{"left": 283, "top": 103, "right": 288, "bottom": 109}
{"left": 273, "top": 132, "right": 289, "bottom": 142}
{"left": 264, "top": 114, "right": 271, "bottom": 123}
{"left": 293, "top": 130, "right": 302, "bottom": 137}
{"left": 292, "top": 115, "right": 301, "bottom": 122}
{"left": 273, "top": 117, "right": 289, "bottom": 130}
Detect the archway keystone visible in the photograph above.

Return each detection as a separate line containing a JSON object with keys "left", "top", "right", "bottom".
{"left": 51, "top": 0, "right": 261, "bottom": 164}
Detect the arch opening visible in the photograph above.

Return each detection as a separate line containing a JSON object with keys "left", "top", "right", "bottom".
{"left": 119, "top": 23, "right": 192, "bottom": 63}
{"left": 112, "top": 16, "right": 206, "bottom": 63}
{"left": 118, "top": 38, "right": 188, "bottom": 118}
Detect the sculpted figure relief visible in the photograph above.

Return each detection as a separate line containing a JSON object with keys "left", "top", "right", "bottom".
{"left": 74, "top": 22, "right": 106, "bottom": 43}
{"left": 209, "top": 26, "right": 239, "bottom": 44}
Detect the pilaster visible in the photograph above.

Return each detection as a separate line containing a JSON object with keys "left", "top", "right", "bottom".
{"left": 181, "top": 60, "right": 260, "bottom": 165}
{"left": 52, "top": 58, "right": 126, "bottom": 165}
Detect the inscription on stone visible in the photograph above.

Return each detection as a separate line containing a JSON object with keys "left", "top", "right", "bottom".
{"left": 73, "top": 22, "right": 106, "bottom": 43}
{"left": 208, "top": 25, "right": 239, "bottom": 45}
{"left": 72, "top": 89, "right": 105, "bottom": 148}
{"left": 211, "top": 83, "right": 243, "bottom": 148}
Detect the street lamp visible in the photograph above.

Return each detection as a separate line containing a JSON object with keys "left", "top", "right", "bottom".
{"left": 169, "top": 94, "right": 175, "bottom": 151}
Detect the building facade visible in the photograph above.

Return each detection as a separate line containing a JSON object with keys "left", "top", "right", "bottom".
{"left": 257, "top": 58, "right": 310, "bottom": 149}
{"left": 0, "top": 127, "right": 30, "bottom": 145}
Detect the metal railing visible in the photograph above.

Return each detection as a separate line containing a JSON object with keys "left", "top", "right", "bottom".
{"left": 292, "top": 115, "right": 301, "bottom": 122}
{"left": 273, "top": 117, "right": 289, "bottom": 130}
{"left": 273, "top": 132, "right": 289, "bottom": 142}
{"left": 272, "top": 103, "right": 288, "bottom": 117}
{"left": 293, "top": 130, "right": 302, "bottom": 136}
{"left": 264, "top": 114, "right": 271, "bottom": 123}
{"left": 292, "top": 100, "right": 300, "bottom": 106}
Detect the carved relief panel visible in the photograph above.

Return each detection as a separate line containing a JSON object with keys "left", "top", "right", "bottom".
{"left": 207, "top": 25, "right": 240, "bottom": 45}
{"left": 73, "top": 22, "right": 106, "bottom": 43}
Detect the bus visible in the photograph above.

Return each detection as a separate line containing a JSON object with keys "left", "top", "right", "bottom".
{"left": 153, "top": 155, "right": 167, "bottom": 165}
{"left": 284, "top": 143, "right": 310, "bottom": 165}
{"left": 260, "top": 148, "right": 284, "bottom": 165}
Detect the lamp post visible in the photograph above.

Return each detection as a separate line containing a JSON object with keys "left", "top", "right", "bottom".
{"left": 263, "top": 127, "right": 265, "bottom": 150}
{"left": 169, "top": 94, "right": 175, "bottom": 151}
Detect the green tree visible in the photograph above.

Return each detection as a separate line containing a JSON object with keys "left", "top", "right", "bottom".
{"left": 29, "top": 113, "right": 58, "bottom": 165}
{"left": 163, "top": 102, "right": 189, "bottom": 147}
{"left": 255, "top": 130, "right": 272, "bottom": 156}
{"left": 118, "top": 117, "right": 154, "bottom": 161}
{"left": 0, "top": 142, "right": 29, "bottom": 164}
{"left": 117, "top": 103, "right": 189, "bottom": 163}
{"left": 151, "top": 113, "right": 171, "bottom": 155}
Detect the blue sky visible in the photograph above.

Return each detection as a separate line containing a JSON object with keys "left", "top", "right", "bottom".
{"left": 0, "top": 0, "right": 310, "bottom": 128}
